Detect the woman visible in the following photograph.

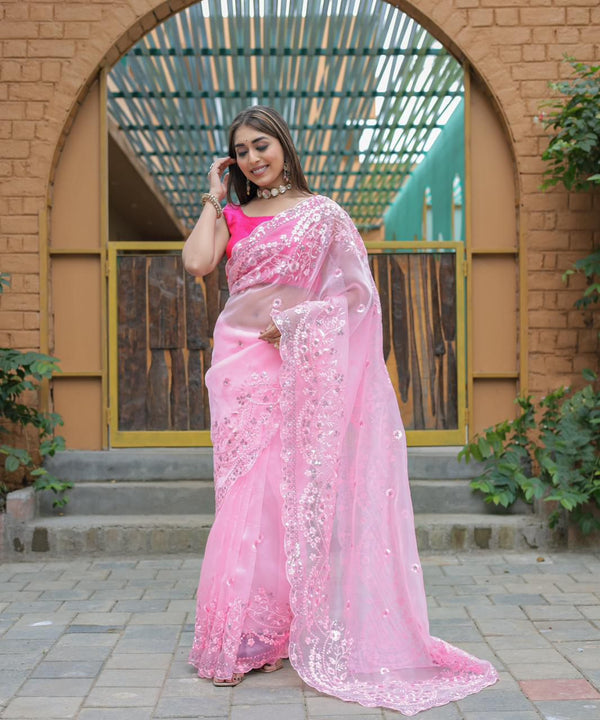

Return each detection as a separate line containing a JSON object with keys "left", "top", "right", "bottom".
{"left": 183, "top": 106, "right": 497, "bottom": 715}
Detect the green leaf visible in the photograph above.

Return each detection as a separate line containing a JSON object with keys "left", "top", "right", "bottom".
{"left": 582, "top": 368, "right": 598, "bottom": 383}
{"left": 4, "top": 455, "right": 21, "bottom": 472}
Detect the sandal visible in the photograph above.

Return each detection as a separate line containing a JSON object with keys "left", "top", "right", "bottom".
{"left": 213, "top": 672, "right": 244, "bottom": 687}
{"left": 257, "top": 658, "right": 283, "bottom": 673}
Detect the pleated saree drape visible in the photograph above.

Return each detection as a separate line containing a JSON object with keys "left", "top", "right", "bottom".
{"left": 189, "top": 195, "right": 497, "bottom": 715}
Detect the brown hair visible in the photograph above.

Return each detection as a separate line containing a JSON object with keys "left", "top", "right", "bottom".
{"left": 226, "top": 105, "right": 311, "bottom": 205}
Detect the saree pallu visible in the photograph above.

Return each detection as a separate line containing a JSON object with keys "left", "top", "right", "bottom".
{"left": 189, "top": 195, "right": 498, "bottom": 715}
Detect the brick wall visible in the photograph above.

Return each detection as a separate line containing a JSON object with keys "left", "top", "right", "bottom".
{"left": 0, "top": 0, "right": 598, "bottom": 399}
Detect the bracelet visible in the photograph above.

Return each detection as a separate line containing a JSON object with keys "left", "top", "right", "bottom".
{"left": 201, "top": 193, "right": 223, "bottom": 219}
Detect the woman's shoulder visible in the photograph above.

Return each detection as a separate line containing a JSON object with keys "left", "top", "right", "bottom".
{"left": 223, "top": 202, "right": 242, "bottom": 217}
{"left": 310, "top": 195, "right": 355, "bottom": 224}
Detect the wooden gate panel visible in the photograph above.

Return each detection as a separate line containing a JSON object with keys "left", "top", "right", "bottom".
{"left": 370, "top": 250, "right": 459, "bottom": 431}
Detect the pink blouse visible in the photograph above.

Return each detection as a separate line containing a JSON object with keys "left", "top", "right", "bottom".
{"left": 223, "top": 204, "right": 273, "bottom": 259}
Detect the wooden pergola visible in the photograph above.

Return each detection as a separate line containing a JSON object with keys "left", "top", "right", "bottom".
{"left": 107, "top": 0, "right": 464, "bottom": 231}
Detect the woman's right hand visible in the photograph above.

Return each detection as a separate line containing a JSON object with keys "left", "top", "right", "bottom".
{"left": 207, "top": 156, "right": 235, "bottom": 201}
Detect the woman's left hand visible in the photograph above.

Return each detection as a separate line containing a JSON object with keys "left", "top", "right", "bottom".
{"left": 259, "top": 322, "right": 281, "bottom": 348}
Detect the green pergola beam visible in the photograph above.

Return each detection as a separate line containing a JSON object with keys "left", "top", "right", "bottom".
{"left": 127, "top": 47, "right": 445, "bottom": 57}
{"left": 107, "top": 0, "right": 465, "bottom": 231}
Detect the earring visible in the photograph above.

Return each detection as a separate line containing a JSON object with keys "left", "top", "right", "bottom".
{"left": 246, "top": 177, "right": 251, "bottom": 196}
{"left": 283, "top": 161, "right": 290, "bottom": 185}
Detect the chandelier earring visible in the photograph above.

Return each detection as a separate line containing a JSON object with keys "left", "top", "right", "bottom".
{"left": 283, "top": 161, "right": 290, "bottom": 185}
{"left": 246, "top": 177, "right": 251, "bottom": 197}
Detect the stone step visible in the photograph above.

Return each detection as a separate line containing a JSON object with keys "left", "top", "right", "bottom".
{"left": 44, "top": 447, "right": 485, "bottom": 483}
{"left": 37, "top": 481, "right": 216, "bottom": 517}
{"left": 6, "top": 511, "right": 548, "bottom": 559}
{"left": 37, "top": 478, "right": 528, "bottom": 517}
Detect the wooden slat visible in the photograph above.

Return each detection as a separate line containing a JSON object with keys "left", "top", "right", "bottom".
{"left": 439, "top": 253, "right": 456, "bottom": 341}
{"left": 170, "top": 348, "right": 189, "bottom": 430}
{"left": 117, "top": 255, "right": 147, "bottom": 430}
{"left": 185, "top": 272, "right": 209, "bottom": 350}
{"left": 146, "top": 349, "right": 169, "bottom": 430}
{"left": 390, "top": 258, "right": 410, "bottom": 403}
{"left": 148, "top": 255, "right": 184, "bottom": 349}
{"left": 187, "top": 350, "right": 205, "bottom": 429}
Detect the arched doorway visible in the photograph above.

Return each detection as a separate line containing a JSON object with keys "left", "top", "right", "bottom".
{"left": 45, "top": 0, "right": 522, "bottom": 450}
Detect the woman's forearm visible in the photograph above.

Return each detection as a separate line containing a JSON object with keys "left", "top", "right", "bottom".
{"left": 182, "top": 202, "right": 228, "bottom": 276}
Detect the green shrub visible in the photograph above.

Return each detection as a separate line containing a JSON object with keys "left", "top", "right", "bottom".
{"left": 459, "top": 372, "right": 600, "bottom": 535}
{"left": 0, "top": 273, "right": 71, "bottom": 508}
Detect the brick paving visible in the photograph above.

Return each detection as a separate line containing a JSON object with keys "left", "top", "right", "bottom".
{"left": 0, "top": 551, "right": 599, "bottom": 719}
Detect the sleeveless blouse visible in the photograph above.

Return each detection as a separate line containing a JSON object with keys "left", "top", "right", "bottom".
{"left": 223, "top": 203, "right": 273, "bottom": 259}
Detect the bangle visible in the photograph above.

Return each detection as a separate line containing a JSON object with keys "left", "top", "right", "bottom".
{"left": 201, "top": 193, "right": 223, "bottom": 219}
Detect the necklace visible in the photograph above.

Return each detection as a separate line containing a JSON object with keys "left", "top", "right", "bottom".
{"left": 257, "top": 182, "right": 292, "bottom": 199}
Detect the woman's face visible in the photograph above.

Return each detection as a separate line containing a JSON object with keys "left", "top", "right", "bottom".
{"left": 233, "top": 124, "right": 285, "bottom": 188}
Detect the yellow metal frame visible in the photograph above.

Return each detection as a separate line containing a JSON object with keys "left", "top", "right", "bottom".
{"left": 109, "top": 240, "right": 465, "bottom": 448}
{"left": 108, "top": 241, "right": 212, "bottom": 447}
{"left": 365, "top": 240, "right": 467, "bottom": 446}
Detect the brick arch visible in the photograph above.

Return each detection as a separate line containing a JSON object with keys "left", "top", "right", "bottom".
{"left": 45, "top": 0, "right": 525, "bottom": 194}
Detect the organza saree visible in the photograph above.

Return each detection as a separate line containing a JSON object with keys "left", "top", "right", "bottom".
{"left": 189, "top": 195, "right": 498, "bottom": 715}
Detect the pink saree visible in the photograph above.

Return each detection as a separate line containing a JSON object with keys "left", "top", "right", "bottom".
{"left": 189, "top": 195, "right": 498, "bottom": 715}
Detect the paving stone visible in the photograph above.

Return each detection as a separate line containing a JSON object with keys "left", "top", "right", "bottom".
{"left": 1, "top": 552, "right": 599, "bottom": 719}
{"left": 462, "top": 713, "right": 540, "bottom": 720}
{"left": 128, "top": 611, "right": 187, "bottom": 625}
{"left": 456, "top": 688, "right": 536, "bottom": 713}
{"left": 523, "top": 604, "right": 585, "bottom": 620}
{"left": 487, "top": 635, "right": 552, "bottom": 651}
{"left": 4, "top": 600, "right": 63, "bottom": 614}
{"left": 230, "top": 682, "right": 304, "bottom": 704}
{"left": 0, "top": 591, "right": 43, "bottom": 602}
{"left": 542, "top": 592, "right": 599, "bottom": 605}
{"left": 84, "top": 686, "right": 161, "bottom": 708}
{"left": 508, "top": 663, "right": 584, "bottom": 680}
{"left": 467, "top": 605, "right": 528, "bottom": 620}
{"left": 2, "top": 623, "right": 67, "bottom": 642}
{"left": 495, "top": 648, "right": 566, "bottom": 665}
{"left": 54, "top": 632, "right": 119, "bottom": 648}
{"left": 78, "top": 710, "right": 153, "bottom": 720}
{"left": 533, "top": 620, "right": 600, "bottom": 642}
{"left": 153, "top": 695, "right": 231, "bottom": 717}
{"left": 43, "top": 645, "right": 115, "bottom": 662}
{"left": 490, "top": 565, "right": 545, "bottom": 576}
{"left": 39, "top": 588, "right": 94, "bottom": 601}
{"left": 436, "top": 594, "right": 493, "bottom": 606}
{"left": 30, "top": 660, "right": 104, "bottom": 678}
{"left": 95, "top": 668, "right": 167, "bottom": 687}
{"left": 554, "top": 642, "right": 600, "bottom": 671}
{"left": 520, "top": 678, "right": 600, "bottom": 701}
{"left": 383, "top": 705, "right": 461, "bottom": 719}
{"left": 578, "top": 605, "right": 600, "bottom": 620}
{"left": 429, "top": 620, "right": 483, "bottom": 643}
{"left": 232, "top": 702, "right": 307, "bottom": 720}
{"left": 426, "top": 606, "right": 469, "bottom": 620}
{"left": 113, "top": 625, "right": 181, "bottom": 654}
{"left": 114, "top": 598, "right": 169, "bottom": 612}
{"left": 0, "top": 695, "right": 82, "bottom": 718}
{"left": 489, "top": 593, "right": 547, "bottom": 605}
{"left": 535, "top": 699, "right": 600, "bottom": 719}
{"left": 18, "top": 678, "right": 94, "bottom": 697}
{"left": 306, "top": 696, "right": 383, "bottom": 715}
{"left": 60, "top": 599, "right": 118, "bottom": 612}
{"left": 73, "top": 612, "right": 132, "bottom": 625}
{"left": 104, "top": 653, "right": 174, "bottom": 670}
{"left": 475, "top": 619, "right": 540, "bottom": 637}
{"left": 454, "top": 583, "right": 507, "bottom": 596}
{"left": 0, "top": 670, "right": 26, "bottom": 705}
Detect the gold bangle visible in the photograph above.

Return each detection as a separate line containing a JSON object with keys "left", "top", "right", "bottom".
{"left": 201, "top": 192, "right": 223, "bottom": 219}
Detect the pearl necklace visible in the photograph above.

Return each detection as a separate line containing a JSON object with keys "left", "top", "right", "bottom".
{"left": 257, "top": 182, "right": 292, "bottom": 199}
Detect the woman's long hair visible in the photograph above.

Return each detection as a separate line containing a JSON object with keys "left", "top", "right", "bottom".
{"left": 226, "top": 106, "right": 311, "bottom": 205}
